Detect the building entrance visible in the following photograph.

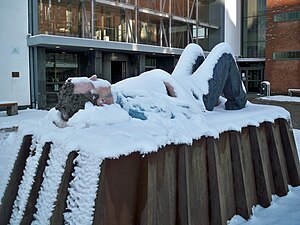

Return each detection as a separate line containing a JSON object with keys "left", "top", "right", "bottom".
{"left": 241, "top": 69, "right": 264, "bottom": 93}
{"left": 238, "top": 61, "right": 265, "bottom": 93}
{"left": 111, "top": 61, "right": 126, "bottom": 84}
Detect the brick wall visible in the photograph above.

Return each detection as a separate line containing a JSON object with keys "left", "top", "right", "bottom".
{"left": 265, "top": 0, "right": 300, "bottom": 94}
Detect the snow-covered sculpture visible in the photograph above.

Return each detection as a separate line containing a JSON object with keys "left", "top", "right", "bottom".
{"left": 56, "top": 43, "right": 246, "bottom": 121}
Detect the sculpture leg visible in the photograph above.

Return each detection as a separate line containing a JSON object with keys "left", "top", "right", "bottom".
{"left": 223, "top": 55, "right": 247, "bottom": 110}
{"left": 203, "top": 53, "right": 246, "bottom": 111}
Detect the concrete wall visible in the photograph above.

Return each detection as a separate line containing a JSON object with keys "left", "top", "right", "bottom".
{"left": 0, "top": 1, "right": 30, "bottom": 106}
{"left": 224, "top": 0, "right": 241, "bottom": 56}
{"left": 265, "top": 0, "right": 300, "bottom": 94}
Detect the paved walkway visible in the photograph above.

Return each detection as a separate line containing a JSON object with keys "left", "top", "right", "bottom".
{"left": 249, "top": 97, "right": 300, "bottom": 129}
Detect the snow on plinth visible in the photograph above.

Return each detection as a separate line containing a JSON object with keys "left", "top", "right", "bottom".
{"left": 18, "top": 100, "right": 290, "bottom": 159}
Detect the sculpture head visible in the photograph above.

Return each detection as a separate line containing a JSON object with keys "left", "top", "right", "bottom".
{"left": 56, "top": 76, "right": 114, "bottom": 121}
{"left": 55, "top": 81, "right": 93, "bottom": 121}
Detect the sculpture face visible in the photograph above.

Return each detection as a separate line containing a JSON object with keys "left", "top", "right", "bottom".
{"left": 55, "top": 82, "right": 91, "bottom": 121}
{"left": 55, "top": 78, "right": 114, "bottom": 121}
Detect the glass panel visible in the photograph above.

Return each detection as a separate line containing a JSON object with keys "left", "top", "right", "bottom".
{"left": 198, "top": 1, "right": 209, "bottom": 23}
{"left": 193, "top": 26, "right": 207, "bottom": 39}
{"left": 257, "top": 0, "right": 266, "bottom": 16}
{"left": 197, "top": 27, "right": 209, "bottom": 51}
{"left": 38, "top": 0, "right": 81, "bottom": 37}
{"left": 248, "top": 69, "right": 262, "bottom": 92}
{"left": 159, "top": 0, "right": 170, "bottom": 14}
{"left": 245, "top": 17, "right": 258, "bottom": 42}
{"left": 244, "top": 0, "right": 266, "bottom": 17}
{"left": 243, "top": 41, "right": 265, "bottom": 58}
{"left": 139, "top": 0, "right": 160, "bottom": 11}
{"left": 94, "top": 3, "right": 129, "bottom": 42}
{"left": 172, "top": 0, "right": 185, "bottom": 17}
{"left": 172, "top": 0, "right": 185, "bottom": 18}
{"left": 138, "top": 12, "right": 159, "bottom": 45}
{"left": 242, "top": 0, "right": 266, "bottom": 58}
{"left": 273, "top": 51, "right": 300, "bottom": 60}
{"left": 257, "top": 16, "right": 265, "bottom": 41}
{"left": 171, "top": 21, "right": 188, "bottom": 48}
{"left": 45, "top": 52, "right": 78, "bottom": 107}
{"left": 245, "top": 42, "right": 257, "bottom": 58}
{"left": 145, "top": 57, "right": 156, "bottom": 71}
{"left": 170, "top": 0, "right": 198, "bottom": 19}
{"left": 188, "top": 0, "right": 196, "bottom": 20}
{"left": 257, "top": 41, "right": 265, "bottom": 57}
{"left": 80, "top": 0, "right": 92, "bottom": 38}
{"left": 160, "top": 18, "right": 170, "bottom": 47}
{"left": 138, "top": 15, "right": 169, "bottom": 47}
{"left": 244, "top": 16, "right": 265, "bottom": 43}
{"left": 247, "top": 0, "right": 258, "bottom": 17}
{"left": 248, "top": 81, "right": 260, "bottom": 92}
{"left": 145, "top": 58, "right": 156, "bottom": 67}
{"left": 274, "top": 11, "right": 300, "bottom": 22}
{"left": 248, "top": 70, "right": 261, "bottom": 81}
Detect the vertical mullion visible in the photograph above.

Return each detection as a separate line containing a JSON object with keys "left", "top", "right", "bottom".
{"left": 82, "top": 2, "right": 85, "bottom": 37}
{"left": 135, "top": 0, "right": 138, "bottom": 44}
{"left": 125, "top": 10, "right": 129, "bottom": 42}
{"left": 169, "top": 0, "right": 171, "bottom": 47}
{"left": 91, "top": 0, "right": 94, "bottom": 39}
{"left": 196, "top": 0, "right": 198, "bottom": 44}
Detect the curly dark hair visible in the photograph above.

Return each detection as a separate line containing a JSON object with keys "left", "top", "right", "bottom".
{"left": 55, "top": 81, "right": 98, "bottom": 121}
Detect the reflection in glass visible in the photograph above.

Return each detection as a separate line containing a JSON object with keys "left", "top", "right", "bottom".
{"left": 139, "top": 0, "right": 160, "bottom": 12}
{"left": 196, "top": 26, "right": 209, "bottom": 51}
{"left": 172, "top": 0, "right": 196, "bottom": 19}
{"left": 242, "top": 0, "right": 266, "bottom": 57}
{"left": 244, "top": 0, "right": 266, "bottom": 17}
{"left": 138, "top": 13, "right": 159, "bottom": 45}
{"left": 37, "top": 0, "right": 219, "bottom": 49}
{"left": 38, "top": 0, "right": 81, "bottom": 37}
{"left": 171, "top": 20, "right": 188, "bottom": 48}
{"left": 45, "top": 52, "right": 79, "bottom": 107}
{"left": 198, "top": 1, "right": 209, "bottom": 23}
{"left": 94, "top": 3, "right": 129, "bottom": 42}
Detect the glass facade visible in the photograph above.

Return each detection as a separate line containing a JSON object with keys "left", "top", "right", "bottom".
{"left": 37, "top": 0, "right": 220, "bottom": 51}
{"left": 242, "top": 0, "right": 266, "bottom": 58}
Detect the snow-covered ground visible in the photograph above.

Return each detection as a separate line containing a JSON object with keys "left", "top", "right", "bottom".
{"left": 260, "top": 95, "right": 300, "bottom": 103}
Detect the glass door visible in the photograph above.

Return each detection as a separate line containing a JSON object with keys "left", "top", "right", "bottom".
{"left": 111, "top": 61, "right": 126, "bottom": 84}
{"left": 240, "top": 68, "right": 263, "bottom": 93}
{"left": 247, "top": 69, "right": 262, "bottom": 92}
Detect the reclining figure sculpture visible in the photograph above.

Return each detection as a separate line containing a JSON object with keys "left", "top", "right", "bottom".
{"left": 56, "top": 43, "right": 246, "bottom": 121}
